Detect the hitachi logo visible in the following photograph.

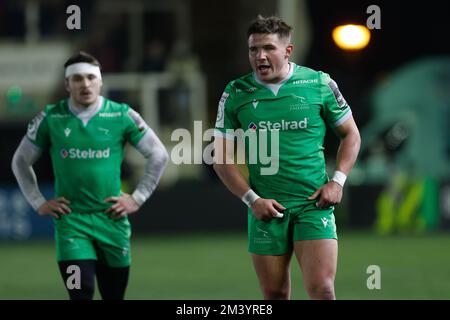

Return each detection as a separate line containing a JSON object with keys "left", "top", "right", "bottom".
{"left": 60, "top": 148, "right": 110, "bottom": 159}
{"left": 99, "top": 112, "right": 121, "bottom": 117}
{"left": 258, "top": 118, "right": 308, "bottom": 130}
{"left": 293, "top": 79, "right": 318, "bottom": 84}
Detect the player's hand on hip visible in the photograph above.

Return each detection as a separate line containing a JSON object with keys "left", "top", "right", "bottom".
{"left": 37, "top": 197, "right": 71, "bottom": 219}
{"left": 308, "top": 181, "right": 343, "bottom": 209}
{"left": 104, "top": 194, "right": 139, "bottom": 220}
{"left": 251, "top": 198, "right": 286, "bottom": 221}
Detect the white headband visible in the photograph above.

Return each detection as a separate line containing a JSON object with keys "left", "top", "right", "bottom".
{"left": 65, "top": 62, "right": 102, "bottom": 79}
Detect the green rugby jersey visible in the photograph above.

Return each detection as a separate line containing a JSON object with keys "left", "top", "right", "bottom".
{"left": 26, "top": 98, "right": 148, "bottom": 213}
{"left": 214, "top": 63, "right": 352, "bottom": 204}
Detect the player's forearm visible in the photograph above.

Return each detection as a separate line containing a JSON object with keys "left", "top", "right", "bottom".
{"left": 131, "top": 147, "right": 169, "bottom": 206}
{"left": 335, "top": 129, "right": 361, "bottom": 176}
{"left": 213, "top": 163, "right": 251, "bottom": 199}
{"left": 132, "top": 130, "right": 169, "bottom": 206}
{"left": 11, "top": 138, "right": 46, "bottom": 210}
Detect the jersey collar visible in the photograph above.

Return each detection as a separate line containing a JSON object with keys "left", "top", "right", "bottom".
{"left": 68, "top": 96, "right": 104, "bottom": 126}
{"left": 253, "top": 62, "right": 295, "bottom": 96}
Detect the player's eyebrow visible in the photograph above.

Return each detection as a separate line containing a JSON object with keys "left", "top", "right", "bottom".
{"left": 249, "top": 44, "right": 276, "bottom": 50}
{"left": 262, "top": 44, "right": 276, "bottom": 49}
{"left": 71, "top": 74, "right": 97, "bottom": 80}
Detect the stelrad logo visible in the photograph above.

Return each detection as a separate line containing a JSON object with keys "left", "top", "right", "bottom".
{"left": 258, "top": 118, "right": 308, "bottom": 130}
{"left": 60, "top": 149, "right": 69, "bottom": 158}
{"left": 248, "top": 122, "right": 257, "bottom": 131}
{"left": 60, "top": 148, "right": 110, "bottom": 159}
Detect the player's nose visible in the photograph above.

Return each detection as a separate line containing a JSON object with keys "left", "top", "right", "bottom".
{"left": 80, "top": 77, "right": 91, "bottom": 87}
{"left": 256, "top": 49, "right": 267, "bottom": 60}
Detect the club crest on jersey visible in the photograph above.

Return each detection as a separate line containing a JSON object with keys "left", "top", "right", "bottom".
{"left": 64, "top": 128, "right": 71, "bottom": 137}
{"left": 98, "top": 127, "right": 110, "bottom": 135}
{"left": 292, "top": 95, "right": 308, "bottom": 104}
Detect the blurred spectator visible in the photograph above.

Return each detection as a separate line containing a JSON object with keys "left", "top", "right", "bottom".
{"left": 141, "top": 38, "right": 168, "bottom": 72}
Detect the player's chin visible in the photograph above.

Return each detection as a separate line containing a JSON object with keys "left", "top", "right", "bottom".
{"left": 78, "top": 95, "right": 96, "bottom": 105}
{"left": 257, "top": 71, "right": 272, "bottom": 81}
{"left": 258, "top": 66, "right": 276, "bottom": 77}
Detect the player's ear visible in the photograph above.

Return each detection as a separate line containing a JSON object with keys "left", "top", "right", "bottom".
{"left": 64, "top": 78, "right": 70, "bottom": 93}
{"left": 285, "top": 43, "right": 293, "bottom": 59}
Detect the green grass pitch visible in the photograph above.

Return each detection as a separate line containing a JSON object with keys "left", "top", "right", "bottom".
{"left": 1, "top": 231, "right": 450, "bottom": 299}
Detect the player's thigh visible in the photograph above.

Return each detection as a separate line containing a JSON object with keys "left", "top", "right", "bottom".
{"left": 291, "top": 203, "right": 338, "bottom": 282}
{"left": 251, "top": 252, "right": 292, "bottom": 291}
{"left": 91, "top": 213, "right": 132, "bottom": 268}
{"left": 248, "top": 207, "right": 292, "bottom": 255}
{"left": 293, "top": 238, "right": 338, "bottom": 286}
{"left": 54, "top": 213, "right": 97, "bottom": 261}
{"left": 292, "top": 203, "right": 337, "bottom": 242}
{"left": 248, "top": 207, "right": 293, "bottom": 292}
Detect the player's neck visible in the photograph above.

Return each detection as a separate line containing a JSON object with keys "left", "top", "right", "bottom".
{"left": 68, "top": 96, "right": 103, "bottom": 116}
{"left": 69, "top": 96, "right": 101, "bottom": 113}
{"left": 280, "top": 61, "right": 292, "bottom": 82}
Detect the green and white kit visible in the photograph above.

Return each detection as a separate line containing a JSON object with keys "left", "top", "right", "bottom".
{"left": 27, "top": 97, "right": 148, "bottom": 266}
{"left": 215, "top": 63, "right": 351, "bottom": 253}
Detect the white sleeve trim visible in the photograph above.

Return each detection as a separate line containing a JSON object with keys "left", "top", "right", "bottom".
{"left": 131, "top": 189, "right": 147, "bottom": 207}
{"left": 333, "top": 110, "right": 353, "bottom": 128}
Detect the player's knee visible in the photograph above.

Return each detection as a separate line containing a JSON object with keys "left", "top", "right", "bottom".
{"left": 306, "top": 278, "right": 335, "bottom": 300}
{"left": 262, "top": 285, "right": 290, "bottom": 300}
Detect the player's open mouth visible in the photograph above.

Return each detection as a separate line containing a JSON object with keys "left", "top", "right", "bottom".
{"left": 258, "top": 65, "right": 271, "bottom": 71}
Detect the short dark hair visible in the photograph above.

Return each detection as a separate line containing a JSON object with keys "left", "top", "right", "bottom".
{"left": 64, "top": 51, "right": 101, "bottom": 69}
{"left": 247, "top": 15, "right": 293, "bottom": 40}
